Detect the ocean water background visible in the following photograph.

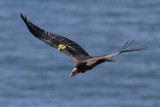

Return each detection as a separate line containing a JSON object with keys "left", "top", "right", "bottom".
{"left": 0, "top": 0, "right": 160, "bottom": 107}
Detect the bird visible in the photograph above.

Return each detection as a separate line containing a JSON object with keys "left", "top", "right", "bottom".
{"left": 20, "top": 13, "right": 146, "bottom": 78}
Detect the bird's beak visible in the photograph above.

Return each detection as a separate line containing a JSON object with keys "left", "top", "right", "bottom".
{"left": 70, "top": 68, "right": 77, "bottom": 78}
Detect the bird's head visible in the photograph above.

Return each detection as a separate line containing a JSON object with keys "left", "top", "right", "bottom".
{"left": 70, "top": 63, "right": 80, "bottom": 78}
{"left": 70, "top": 68, "right": 78, "bottom": 78}
{"left": 70, "top": 63, "right": 88, "bottom": 78}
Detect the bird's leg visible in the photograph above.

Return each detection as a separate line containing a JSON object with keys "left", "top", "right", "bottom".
{"left": 70, "top": 68, "right": 77, "bottom": 78}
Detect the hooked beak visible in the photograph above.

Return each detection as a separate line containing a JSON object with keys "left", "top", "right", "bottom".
{"left": 70, "top": 68, "right": 77, "bottom": 78}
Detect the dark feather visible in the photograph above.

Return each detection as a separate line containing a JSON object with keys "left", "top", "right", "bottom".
{"left": 20, "top": 13, "right": 90, "bottom": 62}
{"left": 120, "top": 40, "right": 147, "bottom": 53}
{"left": 86, "top": 40, "right": 147, "bottom": 62}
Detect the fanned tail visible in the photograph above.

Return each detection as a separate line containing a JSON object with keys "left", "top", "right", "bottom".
{"left": 120, "top": 40, "right": 147, "bottom": 54}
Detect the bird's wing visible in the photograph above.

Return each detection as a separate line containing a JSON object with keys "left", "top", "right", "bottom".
{"left": 20, "top": 13, "right": 90, "bottom": 62}
{"left": 85, "top": 40, "right": 147, "bottom": 66}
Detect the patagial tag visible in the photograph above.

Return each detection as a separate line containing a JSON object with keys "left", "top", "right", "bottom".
{"left": 58, "top": 44, "right": 66, "bottom": 51}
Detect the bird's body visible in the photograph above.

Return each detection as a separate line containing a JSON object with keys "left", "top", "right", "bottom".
{"left": 20, "top": 13, "right": 146, "bottom": 78}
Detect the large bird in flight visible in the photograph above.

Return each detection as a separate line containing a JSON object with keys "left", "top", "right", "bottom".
{"left": 20, "top": 13, "right": 146, "bottom": 78}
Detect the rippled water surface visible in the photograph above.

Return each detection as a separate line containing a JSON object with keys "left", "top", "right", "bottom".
{"left": 0, "top": 0, "right": 160, "bottom": 107}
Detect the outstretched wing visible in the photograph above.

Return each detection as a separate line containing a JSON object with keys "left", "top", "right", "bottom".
{"left": 20, "top": 13, "right": 90, "bottom": 62}
{"left": 86, "top": 40, "right": 147, "bottom": 66}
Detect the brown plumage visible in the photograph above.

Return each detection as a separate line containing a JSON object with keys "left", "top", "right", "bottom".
{"left": 20, "top": 13, "right": 147, "bottom": 78}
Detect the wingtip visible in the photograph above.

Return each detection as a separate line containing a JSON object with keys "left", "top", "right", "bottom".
{"left": 20, "top": 13, "right": 22, "bottom": 16}
{"left": 20, "top": 13, "right": 27, "bottom": 23}
{"left": 20, "top": 13, "right": 24, "bottom": 18}
{"left": 120, "top": 40, "right": 147, "bottom": 53}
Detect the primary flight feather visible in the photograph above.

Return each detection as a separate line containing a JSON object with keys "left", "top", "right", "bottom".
{"left": 20, "top": 13, "right": 146, "bottom": 78}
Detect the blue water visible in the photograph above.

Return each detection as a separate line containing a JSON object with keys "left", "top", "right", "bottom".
{"left": 0, "top": 0, "right": 160, "bottom": 107}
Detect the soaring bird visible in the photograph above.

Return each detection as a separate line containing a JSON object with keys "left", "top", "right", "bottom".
{"left": 20, "top": 13, "right": 146, "bottom": 78}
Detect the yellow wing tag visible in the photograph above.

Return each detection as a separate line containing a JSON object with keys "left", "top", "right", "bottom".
{"left": 58, "top": 44, "right": 66, "bottom": 51}
{"left": 86, "top": 60, "right": 97, "bottom": 66}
